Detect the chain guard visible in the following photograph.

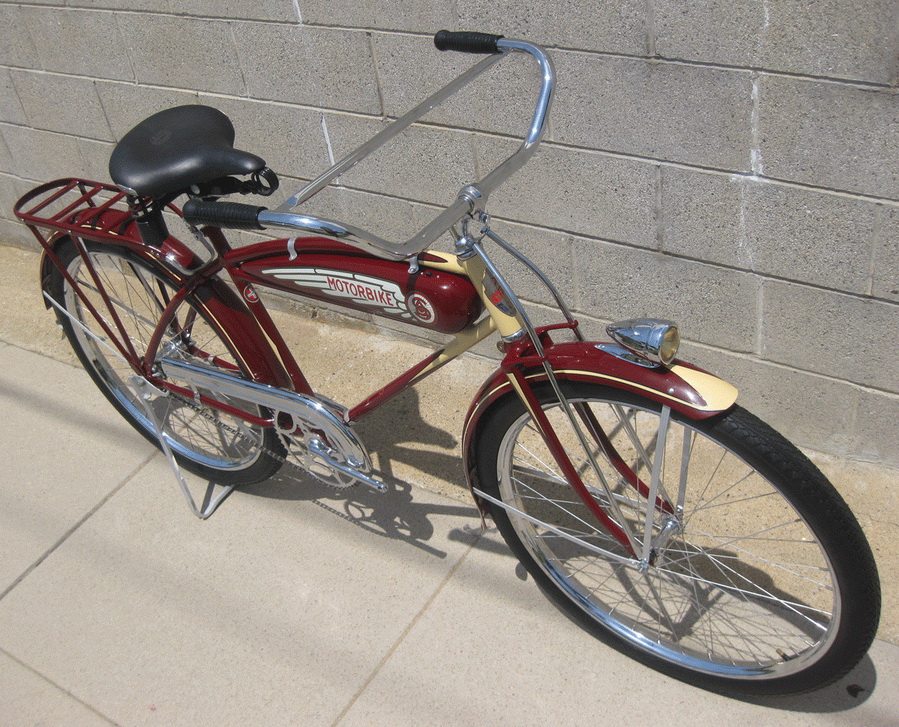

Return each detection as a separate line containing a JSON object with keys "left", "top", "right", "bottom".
{"left": 158, "top": 356, "right": 383, "bottom": 490}
{"left": 278, "top": 403, "right": 372, "bottom": 489}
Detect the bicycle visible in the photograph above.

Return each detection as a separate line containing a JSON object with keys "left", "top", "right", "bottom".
{"left": 13, "top": 31, "right": 880, "bottom": 696}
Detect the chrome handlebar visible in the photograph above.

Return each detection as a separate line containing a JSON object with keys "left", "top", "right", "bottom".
{"left": 261, "top": 37, "right": 555, "bottom": 261}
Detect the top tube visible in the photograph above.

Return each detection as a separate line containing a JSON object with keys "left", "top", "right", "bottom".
{"left": 266, "top": 37, "right": 555, "bottom": 261}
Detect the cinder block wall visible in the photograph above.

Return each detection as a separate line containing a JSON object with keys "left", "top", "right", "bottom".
{"left": 1, "top": 2, "right": 897, "bottom": 467}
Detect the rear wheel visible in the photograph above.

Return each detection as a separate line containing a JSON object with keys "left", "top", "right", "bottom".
{"left": 473, "top": 382, "right": 880, "bottom": 695}
{"left": 48, "top": 237, "right": 284, "bottom": 485}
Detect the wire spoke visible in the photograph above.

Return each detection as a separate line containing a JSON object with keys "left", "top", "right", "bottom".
{"left": 494, "top": 390, "right": 840, "bottom": 678}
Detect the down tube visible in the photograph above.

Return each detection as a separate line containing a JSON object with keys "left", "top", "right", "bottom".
{"left": 348, "top": 316, "right": 496, "bottom": 422}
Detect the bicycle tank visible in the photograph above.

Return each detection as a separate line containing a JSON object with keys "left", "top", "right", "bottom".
{"left": 231, "top": 238, "right": 484, "bottom": 334}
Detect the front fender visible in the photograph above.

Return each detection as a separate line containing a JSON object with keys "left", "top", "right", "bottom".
{"left": 461, "top": 340, "right": 738, "bottom": 506}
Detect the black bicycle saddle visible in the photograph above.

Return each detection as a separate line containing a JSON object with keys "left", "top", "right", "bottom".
{"left": 109, "top": 105, "right": 266, "bottom": 197}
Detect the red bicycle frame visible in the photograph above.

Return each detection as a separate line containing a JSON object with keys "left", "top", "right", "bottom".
{"left": 17, "top": 175, "right": 739, "bottom": 557}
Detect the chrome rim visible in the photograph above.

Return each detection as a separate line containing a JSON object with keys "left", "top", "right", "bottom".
{"left": 496, "top": 396, "right": 840, "bottom": 680}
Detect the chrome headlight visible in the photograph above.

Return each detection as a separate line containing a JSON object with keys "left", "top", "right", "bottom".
{"left": 607, "top": 319, "right": 680, "bottom": 366}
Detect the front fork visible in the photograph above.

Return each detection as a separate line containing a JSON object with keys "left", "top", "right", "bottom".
{"left": 459, "top": 219, "right": 679, "bottom": 565}
{"left": 504, "top": 364, "right": 642, "bottom": 557}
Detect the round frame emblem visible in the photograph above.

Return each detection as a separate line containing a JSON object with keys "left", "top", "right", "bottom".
{"left": 407, "top": 292, "right": 436, "bottom": 324}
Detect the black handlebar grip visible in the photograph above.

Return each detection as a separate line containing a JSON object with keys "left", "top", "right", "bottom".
{"left": 182, "top": 199, "right": 266, "bottom": 230}
{"left": 434, "top": 30, "right": 503, "bottom": 54}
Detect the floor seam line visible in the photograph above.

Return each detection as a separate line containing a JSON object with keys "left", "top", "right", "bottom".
{"left": 0, "top": 646, "right": 123, "bottom": 726}
{"left": 329, "top": 528, "right": 485, "bottom": 726}
{"left": 0, "top": 451, "right": 158, "bottom": 603}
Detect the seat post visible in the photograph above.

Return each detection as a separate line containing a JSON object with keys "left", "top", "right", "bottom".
{"left": 128, "top": 195, "right": 169, "bottom": 248}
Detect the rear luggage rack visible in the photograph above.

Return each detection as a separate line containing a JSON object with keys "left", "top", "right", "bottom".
{"left": 14, "top": 178, "right": 140, "bottom": 245}
{"left": 14, "top": 178, "right": 205, "bottom": 275}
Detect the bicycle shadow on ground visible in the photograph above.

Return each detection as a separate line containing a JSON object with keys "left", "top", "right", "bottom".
{"left": 237, "top": 387, "right": 487, "bottom": 559}
{"left": 218, "top": 387, "right": 884, "bottom": 712}
{"left": 740, "top": 655, "right": 877, "bottom": 712}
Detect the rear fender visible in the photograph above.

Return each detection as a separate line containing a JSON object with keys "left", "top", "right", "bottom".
{"left": 462, "top": 340, "right": 738, "bottom": 509}
{"left": 39, "top": 233, "right": 292, "bottom": 389}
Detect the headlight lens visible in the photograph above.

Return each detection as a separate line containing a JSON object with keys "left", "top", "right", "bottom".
{"left": 607, "top": 319, "right": 680, "bottom": 366}
{"left": 659, "top": 325, "right": 680, "bottom": 365}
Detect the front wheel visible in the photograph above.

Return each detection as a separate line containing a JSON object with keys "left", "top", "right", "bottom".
{"left": 472, "top": 382, "right": 880, "bottom": 695}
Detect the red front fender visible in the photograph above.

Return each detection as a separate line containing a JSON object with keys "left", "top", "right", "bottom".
{"left": 461, "top": 339, "right": 738, "bottom": 505}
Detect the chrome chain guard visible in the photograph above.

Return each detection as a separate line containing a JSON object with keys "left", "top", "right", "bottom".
{"left": 158, "top": 357, "right": 386, "bottom": 491}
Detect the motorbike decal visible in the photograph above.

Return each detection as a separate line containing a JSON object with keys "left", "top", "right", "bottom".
{"left": 262, "top": 267, "right": 410, "bottom": 318}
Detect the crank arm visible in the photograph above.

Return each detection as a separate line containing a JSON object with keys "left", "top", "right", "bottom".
{"left": 307, "top": 439, "right": 387, "bottom": 492}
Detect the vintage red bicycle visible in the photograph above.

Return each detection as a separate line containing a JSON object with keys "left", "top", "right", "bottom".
{"left": 14, "top": 31, "right": 880, "bottom": 695}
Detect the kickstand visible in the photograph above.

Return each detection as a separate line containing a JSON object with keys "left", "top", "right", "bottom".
{"left": 129, "top": 375, "right": 235, "bottom": 519}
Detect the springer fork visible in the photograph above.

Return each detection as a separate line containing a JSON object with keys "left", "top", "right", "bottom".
{"left": 457, "top": 215, "right": 670, "bottom": 563}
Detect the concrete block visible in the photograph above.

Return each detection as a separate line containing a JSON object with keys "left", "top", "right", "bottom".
{"left": 762, "top": 280, "right": 899, "bottom": 391}
{"left": 457, "top": 0, "right": 647, "bottom": 55}
{"left": 296, "top": 184, "right": 444, "bottom": 246}
{"left": 197, "top": 95, "right": 331, "bottom": 182}
{"left": 655, "top": 0, "right": 899, "bottom": 85}
{"left": 168, "top": 0, "right": 297, "bottom": 21}
{"left": 661, "top": 168, "right": 877, "bottom": 294}
{"left": 758, "top": 75, "right": 899, "bottom": 199}
{"left": 232, "top": 24, "right": 381, "bottom": 115}
{"left": 11, "top": 71, "right": 114, "bottom": 142}
{"left": 300, "top": 0, "right": 454, "bottom": 31}
{"left": 0, "top": 69, "right": 27, "bottom": 126}
{"left": 77, "top": 137, "right": 115, "bottom": 183}
{"left": 572, "top": 238, "right": 761, "bottom": 351}
{"left": 116, "top": 14, "right": 244, "bottom": 95}
{"left": 479, "top": 140, "right": 658, "bottom": 248}
{"left": 324, "top": 113, "right": 479, "bottom": 207}
{"left": 1, "top": 124, "right": 84, "bottom": 182}
{"left": 0, "top": 173, "right": 37, "bottom": 217}
{"left": 372, "top": 32, "right": 538, "bottom": 138}
{"left": 552, "top": 52, "right": 753, "bottom": 171}
{"left": 21, "top": 7, "right": 133, "bottom": 82}
{"left": 558, "top": 309, "right": 611, "bottom": 342}
{"left": 0, "top": 5, "right": 39, "bottom": 69}
{"left": 872, "top": 206, "right": 899, "bottom": 302}
{"left": 853, "top": 389, "right": 899, "bottom": 466}
{"left": 478, "top": 218, "right": 574, "bottom": 309}
{"left": 95, "top": 82, "right": 199, "bottom": 141}
{"left": 0, "top": 216, "right": 37, "bottom": 250}
{"left": 0, "top": 127, "right": 13, "bottom": 174}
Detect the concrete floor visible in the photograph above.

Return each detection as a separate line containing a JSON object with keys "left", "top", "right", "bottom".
{"left": 1, "top": 244, "right": 897, "bottom": 726}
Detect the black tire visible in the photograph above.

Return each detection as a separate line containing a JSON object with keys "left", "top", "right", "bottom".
{"left": 472, "top": 381, "right": 880, "bottom": 695}
{"left": 48, "top": 237, "right": 284, "bottom": 485}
